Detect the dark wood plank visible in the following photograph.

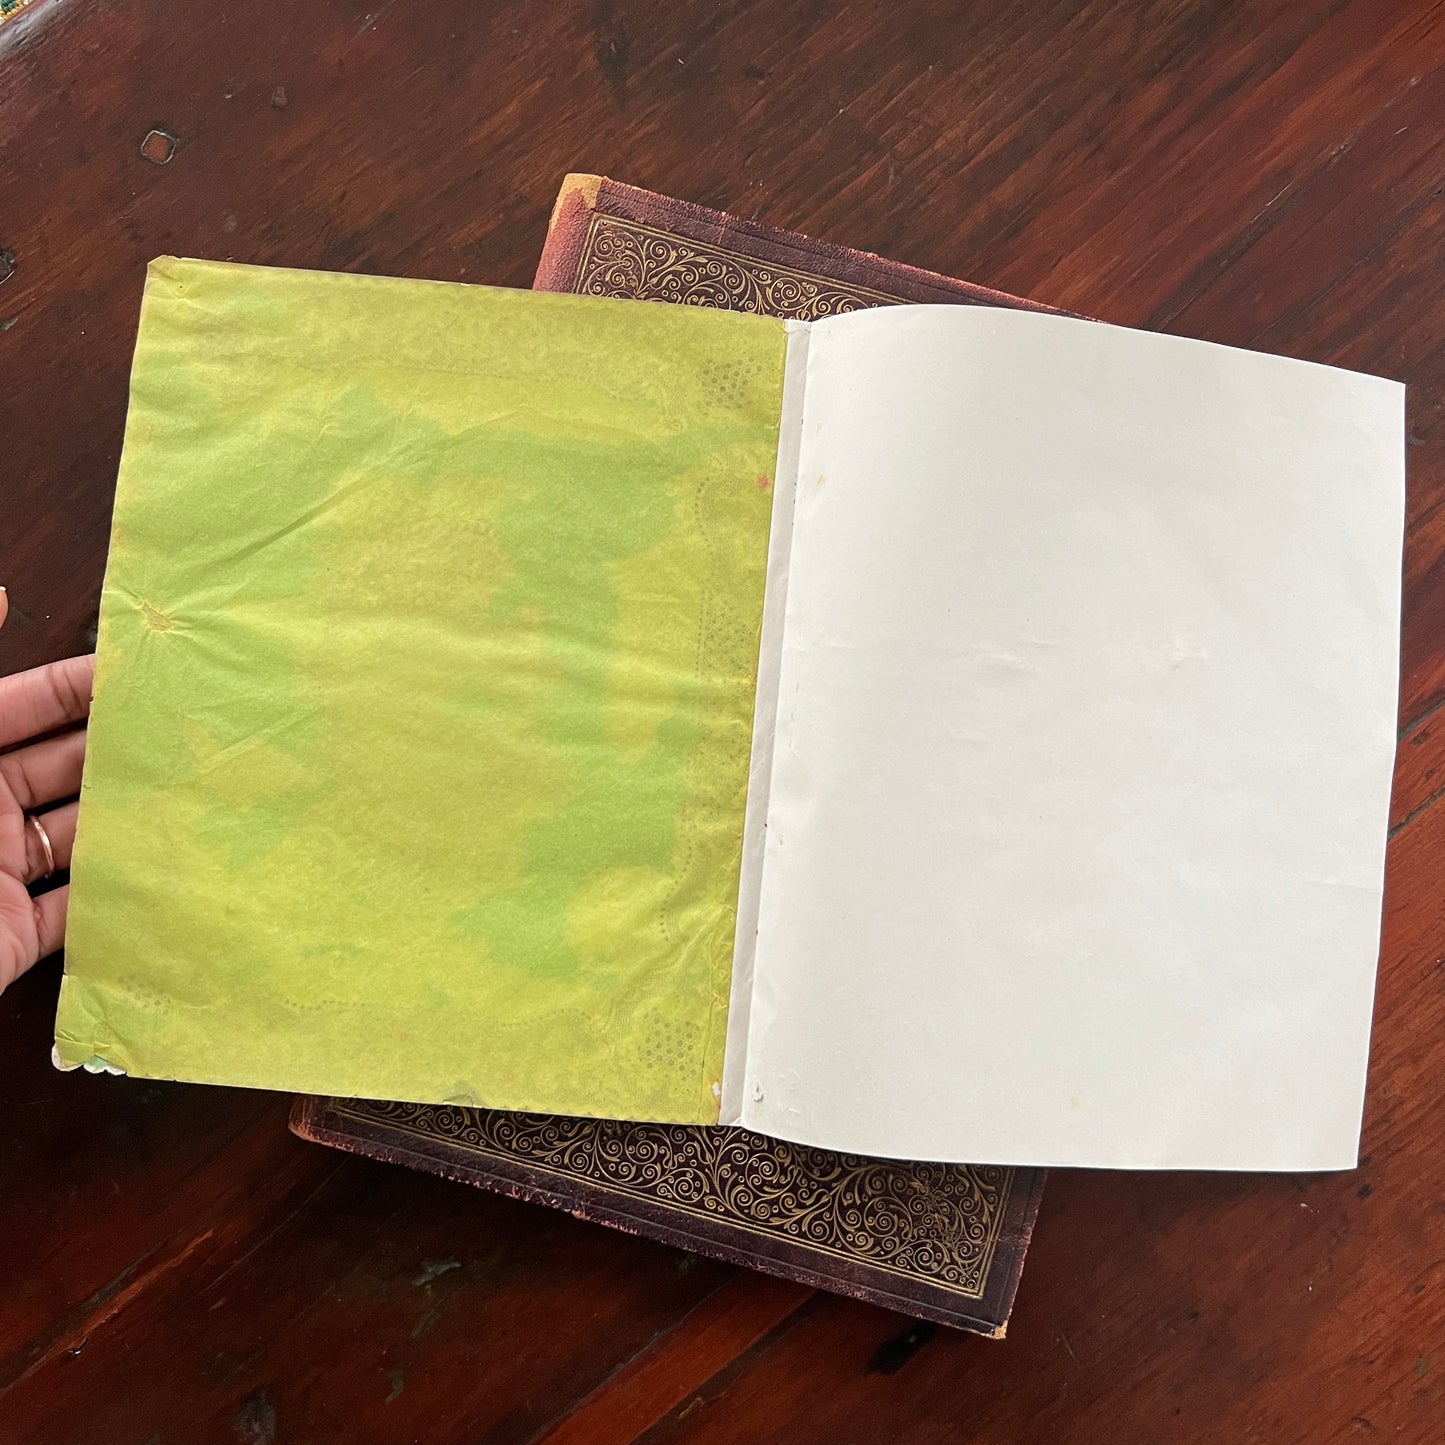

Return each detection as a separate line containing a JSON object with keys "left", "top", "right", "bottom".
{"left": 4, "top": 1142, "right": 742, "bottom": 1442}
{"left": 534, "top": 1274, "right": 811, "bottom": 1445}
{"left": 1, "top": 0, "right": 1441, "bottom": 1441}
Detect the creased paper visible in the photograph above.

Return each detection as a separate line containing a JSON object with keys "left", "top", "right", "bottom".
{"left": 738, "top": 305, "right": 1403, "bottom": 1170}
{"left": 57, "top": 258, "right": 788, "bottom": 1122}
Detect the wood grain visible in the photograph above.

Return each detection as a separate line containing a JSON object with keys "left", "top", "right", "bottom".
{"left": 0, "top": 0, "right": 1440, "bottom": 1440}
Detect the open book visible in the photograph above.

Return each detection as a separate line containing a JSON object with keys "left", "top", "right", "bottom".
{"left": 57, "top": 258, "right": 1404, "bottom": 1171}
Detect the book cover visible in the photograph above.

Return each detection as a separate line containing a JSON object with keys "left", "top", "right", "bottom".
{"left": 68, "top": 253, "right": 1398, "bottom": 1164}
{"left": 59, "top": 180, "right": 1397, "bottom": 1324}
{"left": 291, "top": 175, "right": 1060, "bottom": 1335}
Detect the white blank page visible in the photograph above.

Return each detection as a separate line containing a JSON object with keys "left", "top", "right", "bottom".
{"left": 739, "top": 305, "right": 1403, "bottom": 1170}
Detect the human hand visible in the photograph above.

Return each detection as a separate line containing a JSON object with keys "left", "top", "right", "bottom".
{"left": 0, "top": 588, "right": 96, "bottom": 993}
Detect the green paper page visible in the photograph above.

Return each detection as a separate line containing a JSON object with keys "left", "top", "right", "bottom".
{"left": 56, "top": 258, "right": 788, "bottom": 1122}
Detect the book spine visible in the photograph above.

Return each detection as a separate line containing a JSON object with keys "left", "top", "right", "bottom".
{"left": 533, "top": 173, "right": 604, "bottom": 294}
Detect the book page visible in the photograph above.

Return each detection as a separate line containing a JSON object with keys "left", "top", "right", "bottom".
{"left": 738, "top": 305, "right": 1403, "bottom": 1169}
{"left": 58, "top": 260, "right": 788, "bottom": 1123}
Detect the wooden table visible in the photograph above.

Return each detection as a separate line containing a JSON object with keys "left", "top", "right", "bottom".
{"left": 2, "top": 1, "right": 1441, "bottom": 1439}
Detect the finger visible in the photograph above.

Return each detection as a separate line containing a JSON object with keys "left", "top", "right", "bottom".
{"left": 0, "top": 729, "right": 86, "bottom": 811}
{"left": 33, "top": 883, "right": 69, "bottom": 961}
{"left": 0, "top": 654, "right": 95, "bottom": 751}
{"left": 0, "top": 586, "right": 8, "bottom": 630}
{"left": 23, "top": 802, "right": 77, "bottom": 885}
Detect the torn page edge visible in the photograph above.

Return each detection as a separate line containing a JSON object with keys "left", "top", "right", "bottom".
{"left": 52, "top": 975, "right": 130, "bottom": 1076}
{"left": 720, "top": 319, "right": 811, "bottom": 1125}
{"left": 51, "top": 1045, "right": 127, "bottom": 1076}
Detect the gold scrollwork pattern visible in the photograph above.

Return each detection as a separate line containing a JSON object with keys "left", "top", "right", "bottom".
{"left": 336, "top": 1099, "right": 1010, "bottom": 1296}
{"left": 574, "top": 215, "right": 901, "bottom": 321}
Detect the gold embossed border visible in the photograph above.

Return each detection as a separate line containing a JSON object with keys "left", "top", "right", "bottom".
{"left": 332, "top": 1100, "right": 1010, "bottom": 1298}
{"left": 573, "top": 214, "right": 903, "bottom": 320}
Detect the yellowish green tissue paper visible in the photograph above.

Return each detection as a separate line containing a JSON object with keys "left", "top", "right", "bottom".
{"left": 56, "top": 258, "right": 788, "bottom": 1122}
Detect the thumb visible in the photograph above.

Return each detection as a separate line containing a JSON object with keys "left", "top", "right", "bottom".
{"left": 0, "top": 585, "right": 8, "bottom": 631}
